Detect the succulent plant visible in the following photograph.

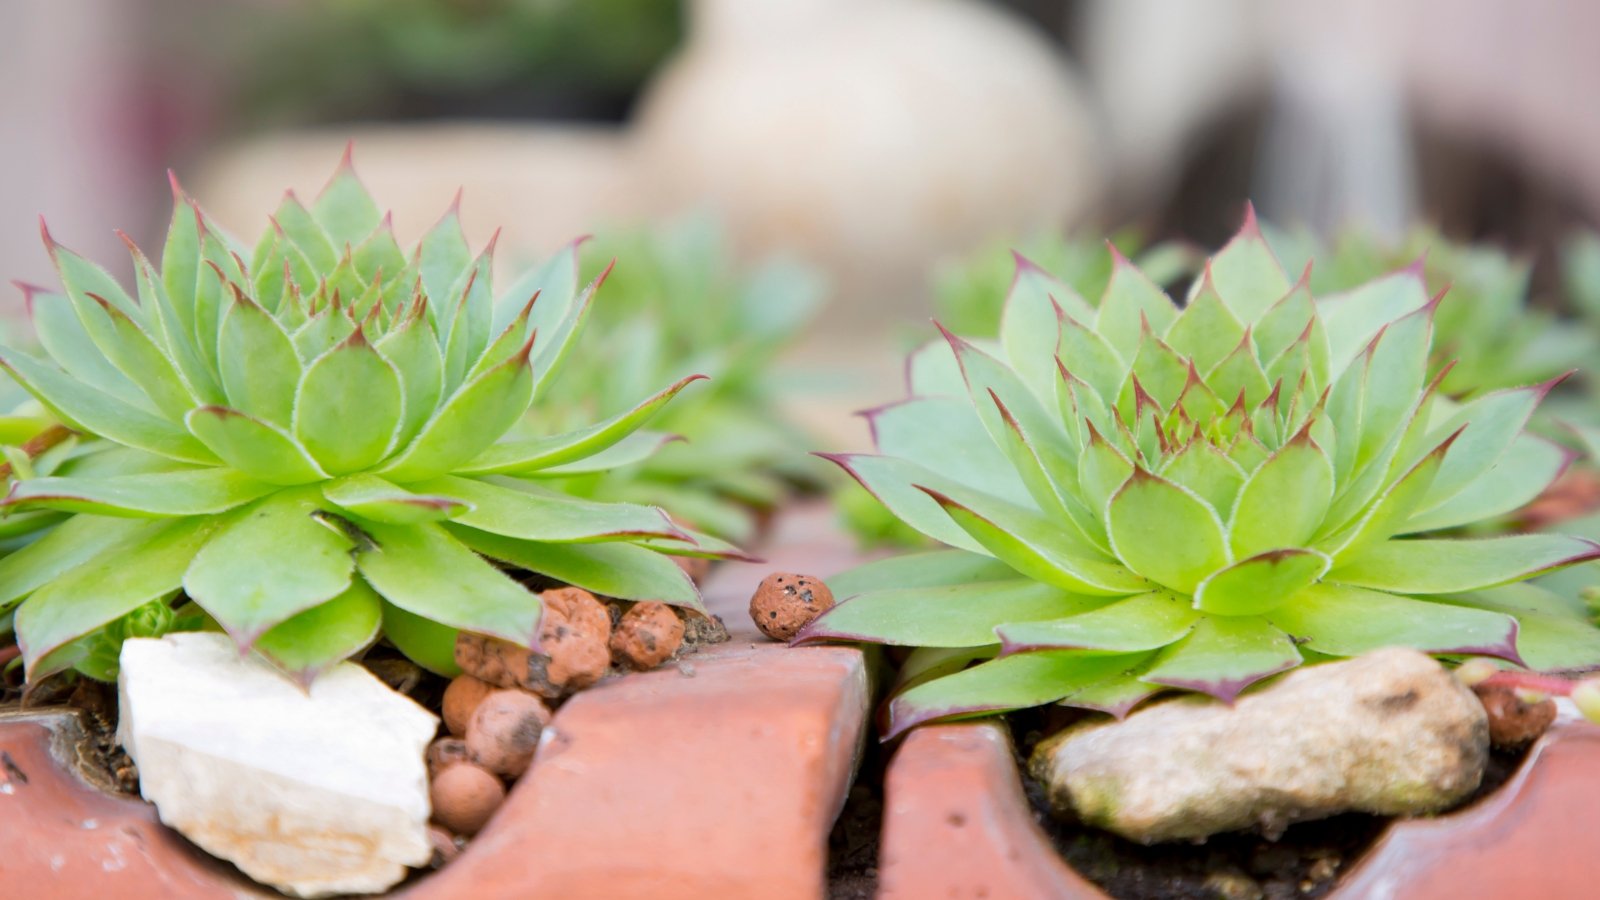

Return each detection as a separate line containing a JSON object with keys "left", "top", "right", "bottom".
{"left": 536, "top": 216, "right": 826, "bottom": 543}
{"left": 932, "top": 230, "right": 1194, "bottom": 341}
{"left": 801, "top": 208, "right": 1600, "bottom": 738}
{"left": 0, "top": 153, "right": 734, "bottom": 683}
{"left": 1269, "top": 225, "right": 1593, "bottom": 399}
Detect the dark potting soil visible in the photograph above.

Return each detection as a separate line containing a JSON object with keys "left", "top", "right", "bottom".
{"left": 1009, "top": 709, "right": 1530, "bottom": 900}
{"left": 826, "top": 742, "right": 885, "bottom": 900}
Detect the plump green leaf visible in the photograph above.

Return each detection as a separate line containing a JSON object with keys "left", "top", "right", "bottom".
{"left": 1165, "top": 277, "right": 1246, "bottom": 373}
{"left": 381, "top": 349, "right": 534, "bottom": 482}
{"left": 253, "top": 577, "right": 382, "bottom": 680}
{"left": 185, "top": 406, "right": 328, "bottom": 485}
{"left": 886, "top": 651, "right": 1144, "bottom": 738}
{"left": 460, "top": 375, "right": 706, "bottom": 475}
{"left": 183, "top": 488, "right": 356, "bottom": 644}
{"left": 1095, "top": 250, "right": 1177, "bottom": 361}
{"left": 1229, "top": 434, "right": 1334, "bottom": 557}
{"left": 1443, "top": 585, "right": 1600, "bottom": 671}
{"left": 217, "top": 292, "right": 301, "bottom": 426}
{"left": 448, "top": 524, "right": 701, "bottom": 607}
{"left": 1106, "top": 470, "right": 1230, "bottom": 593}
{"left": 824, "top": 454, "right": 984, "bottom": 552}
{"left": 1141, "top": 616, "right": 1301, "bottom": 701}
{"left": 0, "top": 349, "right": 215, "bottom": 463}
{"left": 311, "top": 152, "right": 382, "bottom": 246}
{"left": 796, "top": 580, "right": 1107, "bottom": 648}
{"left": 996, "top": 591, "right": 1195, "bottom": 653}
{"left": 861, "top": 395, "right": 1032, "bottom": 506}
{"left": 1331, "top": 535, "right": 1600, "bottom": 594}
{"left": 1000, "top": 257, "right": 1078, "bottom": 395}
{"left": 524, "top": 431, "right": 679, "bottom": 476}
{"left": 294, "top": 334, "right": 404, "bottom": 473}
{"left": 0, "top": 515, "right": 160, "bottom": 609}
{"left": 4, "top": 469, "right": 275, "bottom": 517}
{"left": 1404, "top": 432, "right": 1567, "bottom": 533}
{"left": 1270, "top": 583, "right": 1521, "bottom": 661}
{"left": 24, "top": 287, "right": 147, "bottom": 407}
{"left": 1193, "top": 549, "right": 1328, "bottom": 616}
{"left": 355, "top": 520, "right": 540, "bottom": 646}
{"left": 923, "top": 486, "right": 1147, "bottom": 595}
{"left": 14, "top": 516, "right": 219, "bottom": 675}
{"left": 381, "top": 599, "right": 462, "bottom": 676}
{"left": 1204, "top": 212, "right": 1291, "bottom": 320}
{"left": 417, "top": 475, "right": 683, "bottom": 543}
{"left": 322, "top": 474, "right": 469, "bottom": 524}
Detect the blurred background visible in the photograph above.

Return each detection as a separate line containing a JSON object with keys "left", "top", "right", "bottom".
{"left": 5, "top": 0, "right": 1600, "bottom": 439}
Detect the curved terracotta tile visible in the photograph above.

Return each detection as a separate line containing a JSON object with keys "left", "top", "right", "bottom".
{"left": 0, "top": 710, "right": 266, "bottom": 898}
{"left": 406, "top": 642, "right": 869, "bottom": 900}
{"left": 1334, "top": 717, "right": 1600, "bottom": 899}
{"left": 877, "top": 722, "right": 1107, "bottom": 899}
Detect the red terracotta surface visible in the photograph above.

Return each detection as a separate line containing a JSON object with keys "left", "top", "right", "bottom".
{"left": 877, "top": 722, "right": 1103, "bottom": 900}
{"left": 0, "top": 710, "right": 264, "bottom": 898}
{"left": 1333, "top": 715, "right": 1600, "bottom": 899}
{"left": 407, "top": 641, "right": 869, "bottom": 900}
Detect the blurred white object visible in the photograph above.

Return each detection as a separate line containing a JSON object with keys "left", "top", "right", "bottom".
{"left": 118, "top": 633, "right": 437, "bottom": 898}
{"left": 633, "top": 0, "right": 1106, "bottom": 318}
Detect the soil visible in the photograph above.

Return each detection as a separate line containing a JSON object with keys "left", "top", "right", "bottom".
{"left": 826, "top": 739, "right": 885, "bottom": 900}
{"left": 1010, "top": 709, "right": 1531, "bottom": 900}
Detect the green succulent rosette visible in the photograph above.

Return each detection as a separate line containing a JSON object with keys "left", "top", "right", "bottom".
{"left": 803, "top": 209, "right": 1600, "bottom": 737}
{"left": 0, "top": 154, "right": 737, "bottom": 683}
{"left": 538, "top": 216, "right": 827, "bottom": 544}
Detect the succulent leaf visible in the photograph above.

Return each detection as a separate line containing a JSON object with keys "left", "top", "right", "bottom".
{"left": 818, "top": 209, "right": 1600, "bottom": 733}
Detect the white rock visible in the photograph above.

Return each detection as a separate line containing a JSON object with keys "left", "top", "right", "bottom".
{"left": 117, "top": 633, "right": 438, "bottom": 898}
{"left": 1029, "top": 648, "right": 1489, "bottom": 843}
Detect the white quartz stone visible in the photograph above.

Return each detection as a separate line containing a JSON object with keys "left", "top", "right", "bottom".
{"left": 117, "top": 632, "right": 438, "bottom": 898}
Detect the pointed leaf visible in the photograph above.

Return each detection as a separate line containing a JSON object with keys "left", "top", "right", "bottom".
{"left": 0, "top": 515, "right": 160, "bottom": 609}
{"left": 795, "top": 580, "right": 1106, "bottom": 648}
{"left": 886, "top": 651, "right": 1143, "bottom": 738}
{"left": 380, "top": 350, "right": 533, "bottom": 482}
{"left": 311, "top": 154, "right": 382, "bottom": 246}
{"left": 323, "top": 474, "right": 469, "bottom": 524}
{"left": 1096, "top": 250, "right": 1177, "bottom": 360}
{"left": 184, "top": 488, "right": 356, "bottom": 644}
{"left": 15, "top": 517, "right": 218, "bottom": 675}
{"left": 997, "top": 591, "right": 1196, "bottom": 653}
{"left": 4, "top": 469, "right": 274, "bottom": 517}
{"left": 1106, "top": 471, "right": 1230, "bottom": 592}
{"left": 447, "top": 524, "right": 701, "bottom": 607}
{"left": 460, "top": 375, "right": 706, "bottom": 475}
{"left": 1193, "top": 549, "right": 1328, "bottom": 616}
{"left": 0, "top": 349, "right": 215, "bottom": 463}
{"left": 1270, "top": 583, "right": 1521, "bottom": 661}
{"left": 1206, "top": 211, "right": 1291, "bottom": 320}
{"left": 295, "top": 334, "right": 404, "bottom": 473}
{"left": 922, "top": 486, "right": 1148, "bottom": 595}
{"left": 253, "top": 577, "right": 382, "bottom": 680}
{"left": 1331, "top": 535, "right": 1600, "bottom": 595}
{"left": 417, "top": 475, "right": 683, "bottom": 543}
{"left": 1141, "top": 616, "right": 1301, "bottom": 701}
{"left": 381, "top": 599, "right": 462, "bottom": 676}
{"left": 355, "top": 520, "right": 540, "bottom": 646}
{"left": 1000, "top": 257, "right": 1079, "bottom": 395}
{"left": 185, "top": 406, "right": 328, "bottom": 485}
{"left": 374, "top": 309, "right": 445, "bottom": 448}
{"left": 218, "top": 293, "right": 301, "bottom": 426}
{"left": 1229, "top": 434, "right": 1334, "bottom": 557}
{"left": 1403, "top": 432, "right": 1568, "bottom": 533}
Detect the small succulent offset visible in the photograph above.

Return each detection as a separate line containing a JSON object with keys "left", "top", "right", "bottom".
{"left": 540, "top": 217, "right": 826, "bottom": 543}
{"left": 0, "top": 153, "right": 731, "bottom": 683}
{"left": 1269, "top": 225, "right": 1594, "bottom": 399}
{"left": 801, "top": 209, "right": 1600, "bottom": 738}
